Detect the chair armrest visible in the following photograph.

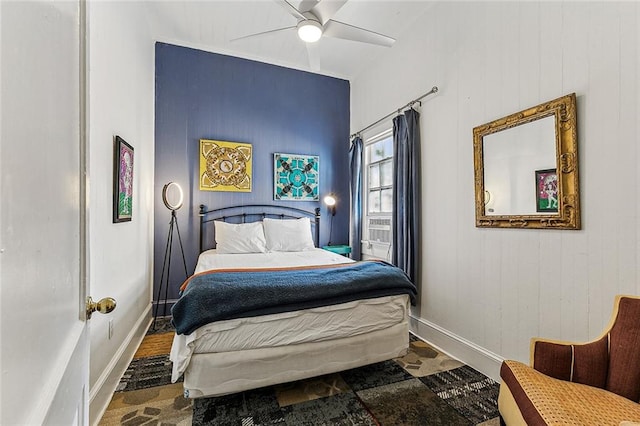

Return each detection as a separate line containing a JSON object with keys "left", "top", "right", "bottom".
{"left": 530, "top": 335, "right": 609, "bottom": 388}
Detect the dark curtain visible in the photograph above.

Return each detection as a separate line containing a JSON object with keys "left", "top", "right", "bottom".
{"left": 392, "top": 108, "right": 421, "bottom": 283}
{"left": 349, "top": 136, "right": 363, "bottom": 260}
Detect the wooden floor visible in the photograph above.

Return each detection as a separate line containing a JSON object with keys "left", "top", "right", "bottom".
{"left": 132, "top": 332, "right": 174, "bottom": 358}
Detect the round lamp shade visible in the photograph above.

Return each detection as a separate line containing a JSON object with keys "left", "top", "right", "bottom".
{"left": 162, "top": 182, "right": 184, "bottom": 211}
{"left": 297, "top": 20, "right": 322, "bottom": 43}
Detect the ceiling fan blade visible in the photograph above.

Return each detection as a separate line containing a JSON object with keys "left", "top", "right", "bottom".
{"left": 310, "top": 0, "right": 348, "bottom": 25}
{"left": 323, "top": 19, "right": 395, "bottom": 47}
{"left": 298, "top": 0, "right": 319, "bottom": 13}
{"left": 230, "top": 26, "right": 296, "bottom": 42}
{"left": 273, "top": 0, "right": 306, "bottom": 21}
{"left": 306, "top": 42, "right": 321, "bottom": 71}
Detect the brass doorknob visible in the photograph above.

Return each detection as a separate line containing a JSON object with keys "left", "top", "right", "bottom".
{"left": 86, "top": 296, "right": 116, "bottom": 319}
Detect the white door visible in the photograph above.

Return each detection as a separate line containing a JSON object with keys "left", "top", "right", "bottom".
{"left": 0, "top": 1, "right": 102, "bottom": 424}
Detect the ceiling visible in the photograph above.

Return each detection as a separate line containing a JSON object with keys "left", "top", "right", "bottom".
{"left": 146, "top": 1, "right": 435, "bottom": 80}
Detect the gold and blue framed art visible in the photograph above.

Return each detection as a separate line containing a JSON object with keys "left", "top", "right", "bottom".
{"left": 274, "top": 153, "right": 319, "bottom": 201}
{"left": 199, "top": 139, "right": 252, "bottom": 192}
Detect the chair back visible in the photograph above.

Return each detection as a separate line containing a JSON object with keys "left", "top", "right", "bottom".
{"left": 606, "top": 295, "right": 640, "bottom": 401}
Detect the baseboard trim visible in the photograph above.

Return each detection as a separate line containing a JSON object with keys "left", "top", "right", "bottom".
{"left": 89, "top": 305, "right": 152, "bottom": 426}
{"left": 409, "top": 315, "right": 503, "bottom": 382}
{"left": 153, "top": 298, "right": 178, "bottom": 315}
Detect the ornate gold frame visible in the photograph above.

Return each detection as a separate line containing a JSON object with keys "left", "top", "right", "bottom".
{"left": 473, "top": 93, "right": 580, "bottom": 229}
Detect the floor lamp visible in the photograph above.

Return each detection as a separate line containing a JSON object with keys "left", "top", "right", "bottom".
{"left": 153, "top": 182, "right": 188, "bottom": 328}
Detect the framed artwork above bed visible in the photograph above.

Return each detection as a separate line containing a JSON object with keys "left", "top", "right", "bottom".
{"left": 273, "top": 152, "right": 319, "bottom": 201}
{"left": 199, "top": 139, "right": 252, "bottom": 192}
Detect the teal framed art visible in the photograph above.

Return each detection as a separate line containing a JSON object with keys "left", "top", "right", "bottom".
{"left": 274, "top": 153, "right": 319, "bottom": 201}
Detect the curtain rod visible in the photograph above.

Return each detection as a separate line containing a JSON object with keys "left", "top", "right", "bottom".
{"left": 350, "top": 86, "right": 439, "bottom": 140}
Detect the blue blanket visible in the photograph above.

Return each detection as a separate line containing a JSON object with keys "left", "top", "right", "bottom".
{"left": 171, "top": 260, "right": 417, "bottom": 335}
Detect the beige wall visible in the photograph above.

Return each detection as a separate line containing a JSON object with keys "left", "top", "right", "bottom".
{"left": 351, "top": 1, "right": 639, "bottom": 380}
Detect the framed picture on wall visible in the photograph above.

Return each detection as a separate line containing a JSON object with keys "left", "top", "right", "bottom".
{"left": 199, "top": 139, "right": 252, "bottom": 192}
{"left": 273, "top": 153, "right": 319, "bottom": 201}
{"left": 113, "top": 136, "right": 134, "bottom": 223}
{"left": 535, "top": 168, "right": 558, "bottom": 213}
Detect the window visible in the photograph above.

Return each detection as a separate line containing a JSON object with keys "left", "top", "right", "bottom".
{"left": 367, "top": 137, "right": 393, "bottom": 215}
{"left": 361, "top": 130, "right": 393, "bottom": 261}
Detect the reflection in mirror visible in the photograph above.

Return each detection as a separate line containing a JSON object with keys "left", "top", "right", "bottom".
{"left": 483, "top": 115, "right": 556, "bottom": 216}
{"left": 473, "top": 93, "right": 580, "bottom": 229}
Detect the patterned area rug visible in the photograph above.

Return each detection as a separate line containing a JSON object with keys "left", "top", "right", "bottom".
{"left": 100, "top": 317, "right": 192, "bottom": 426}
{"left": 100, "top": 318, "right": 501, "bottom": 426}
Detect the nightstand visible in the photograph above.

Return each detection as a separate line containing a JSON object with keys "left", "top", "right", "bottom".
{"left": 322, "top": 245, "right": 352, "bottom": 257}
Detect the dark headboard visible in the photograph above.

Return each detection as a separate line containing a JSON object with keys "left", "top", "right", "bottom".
{"left": 199, "top": 204, "right": 321, "bottom": 253}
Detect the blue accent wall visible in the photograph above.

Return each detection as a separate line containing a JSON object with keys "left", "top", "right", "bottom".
{"left": 154, "top": 42, "right": 351, "bottom": 304}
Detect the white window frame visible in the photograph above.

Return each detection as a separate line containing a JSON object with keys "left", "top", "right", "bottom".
{"left": 361, "top": 128, "right": 393, "bottom": 261}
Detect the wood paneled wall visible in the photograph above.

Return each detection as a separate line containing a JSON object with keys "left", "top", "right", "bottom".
{"left": 351, "top": 2, "right": 639, "bottom": 378}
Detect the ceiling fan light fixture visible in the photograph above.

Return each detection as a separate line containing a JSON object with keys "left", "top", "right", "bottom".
{"left": 297, "top": 19, "right": 322, "bottom": 43}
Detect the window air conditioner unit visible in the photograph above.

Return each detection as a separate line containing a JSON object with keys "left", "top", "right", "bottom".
{"left": 367, "top": 217, "right": 391, "bottom": 244}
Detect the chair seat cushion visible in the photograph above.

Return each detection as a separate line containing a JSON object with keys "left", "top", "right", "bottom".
{"left": 501, "top": 360, "right": 640, "bottom": 425}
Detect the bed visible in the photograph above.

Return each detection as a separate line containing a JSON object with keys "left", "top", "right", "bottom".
{"left": 169, "top": 204, "right": 416, "bottom": 399}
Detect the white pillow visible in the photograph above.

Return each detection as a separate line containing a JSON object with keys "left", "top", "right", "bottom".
{"left": 263, "top": 217, "right": 315, "bottom": 252}
{"left": 214, "top": 221, "right": 267, "bottom": 254}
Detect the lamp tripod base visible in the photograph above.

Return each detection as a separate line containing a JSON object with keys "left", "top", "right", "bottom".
{"left": 153, "top": 210, "right": 188, "bottom": 329}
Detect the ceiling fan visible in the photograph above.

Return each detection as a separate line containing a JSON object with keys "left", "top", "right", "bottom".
{"left": 233, "top": 0, "right": 395, "bottom": 69}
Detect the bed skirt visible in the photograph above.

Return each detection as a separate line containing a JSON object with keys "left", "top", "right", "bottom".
{"left": 182, "top": 320, "right": 409, "bottom": 398}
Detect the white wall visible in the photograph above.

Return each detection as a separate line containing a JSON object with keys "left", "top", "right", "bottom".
{"left": 351, "top": 1, "right": 639, "bottom": 380}
{"left": 87, "top": 1, "right": 155, "bottom": 421}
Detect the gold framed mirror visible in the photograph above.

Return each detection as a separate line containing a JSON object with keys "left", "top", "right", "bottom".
{"left": 473, "top": 93, "right": 580, "bottom": 229}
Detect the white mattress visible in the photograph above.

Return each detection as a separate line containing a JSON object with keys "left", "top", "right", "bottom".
{"left": 170, "top": 249, "right": 408, "bottom": 383}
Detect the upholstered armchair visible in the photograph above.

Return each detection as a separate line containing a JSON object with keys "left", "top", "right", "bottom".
{"left": 499, "top": 294, "right": 640, "bottom": 425}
